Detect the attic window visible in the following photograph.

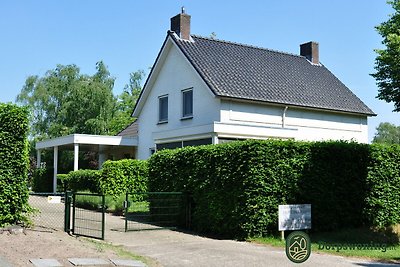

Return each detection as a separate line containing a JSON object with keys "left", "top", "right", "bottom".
{"left": 182, "top": 88, "right": 193, "bottom": 119}
{"left": 158, "top": 95, "right": 168, "bottom": 123}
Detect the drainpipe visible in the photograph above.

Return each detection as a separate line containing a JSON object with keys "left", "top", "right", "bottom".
{"left": 282, "top": 106, "right": 288, "bottom": 128}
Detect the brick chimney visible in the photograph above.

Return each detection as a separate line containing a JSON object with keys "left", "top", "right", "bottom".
{"left": 170, "top": 7, "right": 191, "bottom": 40}
{"left": 300, "top": 41, "right": 319, "bottom": 64}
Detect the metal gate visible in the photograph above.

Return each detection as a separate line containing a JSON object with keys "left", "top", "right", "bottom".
{"left": 124, "top": 192, "right": 189, "bottom": 231}
{"left": 71, "top": 193, "right": 105, "bottom": 240}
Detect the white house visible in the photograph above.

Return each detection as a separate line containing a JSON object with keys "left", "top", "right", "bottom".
{"left": 123, "top": 11, "right": 375, "bottom": 160}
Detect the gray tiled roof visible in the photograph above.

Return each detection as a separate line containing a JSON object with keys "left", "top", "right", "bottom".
{"left": 171, "top": 32, "right": 375, "bottom": 116}
{"left": 117, "top": 120, "right": 138, "bottom": 137}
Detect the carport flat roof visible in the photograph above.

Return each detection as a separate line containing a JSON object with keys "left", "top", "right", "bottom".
{"left": 35, "top": 134, "right": 138, "bottom": 150}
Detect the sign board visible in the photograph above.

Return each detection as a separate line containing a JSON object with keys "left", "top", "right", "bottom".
{"left": 278, "top": 204, "right": 311, "bottom": 231}
{"left": 47, "top": 196, "right": 61, "bottom": 204}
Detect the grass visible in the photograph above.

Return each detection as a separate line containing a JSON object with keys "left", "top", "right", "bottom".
{"left": 73, "top": 191, "right": 183, "bottom": 215}
{"left": 74, "top": 192, "right": 149, "bottom": 214}
{"left": 74, "top": 193, "right": 125, "bottom": 214}
{"left": 250, "top": 227, "right": 400, "bottom": 263}
{"left": 82, "top": 237, "right": 160, "bottom": 267}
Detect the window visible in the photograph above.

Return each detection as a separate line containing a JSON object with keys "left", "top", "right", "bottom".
{"left": 156, "top": 141, "right": 182, "bottom": 151}
{"left": 183, "top": 138, "right": 212, "bottom": 147}
{"left": 158, "top": 95, "right": 168, "bottom": 123}
{"left": 156, "top": 138, "right": 212, "bottom": 151}
{"left": 182, "top": 89, "right": 193, "bottom": 118}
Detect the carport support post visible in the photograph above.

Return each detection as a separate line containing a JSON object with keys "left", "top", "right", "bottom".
{"left": 36, "top": 149, "right": 41, "bottom": 168}
{"left": 74, "top": 143, "right": 79, "bottom": 171}
{"left": 53, "top": 146, "right": 58, "bottom": 193}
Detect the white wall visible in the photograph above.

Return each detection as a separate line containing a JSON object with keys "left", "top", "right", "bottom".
{"left": 219, "top": 100, "right": 369, "bottom": 143}
{"left": 136, "top": 39, "right": 220, "bottom": 159}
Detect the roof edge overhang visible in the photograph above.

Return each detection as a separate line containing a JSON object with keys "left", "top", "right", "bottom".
{"left": 35, "top": 134, "right": 138, "bottom": 150}
{"left": 132, "top": 34, "right": 171, "bottom": 118}
{"left": 218, "top": 96, "right": 377, "bottom": 117}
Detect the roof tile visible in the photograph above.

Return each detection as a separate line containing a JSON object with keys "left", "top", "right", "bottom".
{"left": 171, "top": 33, "right": 375, "bottom": 116}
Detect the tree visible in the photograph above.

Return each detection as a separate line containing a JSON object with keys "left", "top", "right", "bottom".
{"left": 371, "top": 0, "right": 400, "bottom": 112}
{"left": 108, "top": 70, "right": 145, "bottom": 134}
{"left": 372, "top": 122, "right": 400, "bottom": 144}
{"left": 16, "top": 61, "right": 118, "bottom": 139}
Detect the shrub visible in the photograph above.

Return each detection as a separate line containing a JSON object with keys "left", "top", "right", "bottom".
{"left": 297, "top": 141, "right": 370, "bottom": 231}
{"left": 364, "top": 144, "right": 400, "bottom": 228}
{"left": 149, "top": 140, "right": 309, "bottom": 238}
{"left": 0, "top": 103, "right": 31, "bottom": 227}
{"left": 65, "top": 169, "right": 101, "bottom": 193}
{"left": 57, "top": 174, "right": 68, "bottom": 192}
{"left": 31, "top": 167, "right": 53, "bottom": 192}
{"left": 149, "top": 140, "right": 400, "bottom": 238}
{"left": 100, "top": 159, "right": 148, "bottom": 198}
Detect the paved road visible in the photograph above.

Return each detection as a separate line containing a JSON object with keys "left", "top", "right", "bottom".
{"left": 104, "top": 217, "right": 400, "bottom": 267}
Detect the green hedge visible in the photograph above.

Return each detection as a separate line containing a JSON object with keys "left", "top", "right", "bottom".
{"left": 364, "top": 144, "right": 400, "bottom": 228}
{"left": 0, "top": 103, "right": 30, "bottom": 227}
{"left": 148, "top": 140, "right": 400, "bottom": 238}
{"left": 32, "top": 167, "right": 53, "bottom": 192}
{"left": 99, "top": 159, "right": 148, "bottom": 198}
{"left": 297, "top": 141, "right": 371, "bottom": 231}
{"left": 64, "top": 169, "right": 101, "bottom": 193}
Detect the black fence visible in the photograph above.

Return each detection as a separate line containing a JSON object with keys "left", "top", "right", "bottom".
{"left": 124, "top": 192, "right": 189, "bottom": 231}
{"left": 28, "top": 192, "right": 66, "bottom": 230}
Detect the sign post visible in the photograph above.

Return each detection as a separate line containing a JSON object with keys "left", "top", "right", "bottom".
{"left": 278, "top": 204, "right": 311, "bottom": 240}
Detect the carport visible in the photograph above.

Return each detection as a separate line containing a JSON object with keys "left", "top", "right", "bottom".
{"left": 36, "top": 134, "right": 138, "bottom": 192}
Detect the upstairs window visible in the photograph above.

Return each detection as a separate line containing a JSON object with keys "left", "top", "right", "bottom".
{"left": 158, "top": 95, "right": 168, "bottom": 123}
{"left": 182, "top": 89, "right": 193, "bottom": 118}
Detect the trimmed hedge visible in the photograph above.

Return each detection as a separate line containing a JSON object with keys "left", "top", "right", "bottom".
{"left": 297, "top": 141, "right": 370, "bottom": 231}
{"left": 149, "top": 140, "right": 310, "bottom": 237}
{"left": 100, "top": 159, "right": 148, "bottom": 198}
{"left": 32, "top": 167, "right": 53, "bottom": 192}
{"left": 148, "top": 140, "right": 400, "bottom": 238}
{"left": 0, "top": 103, "right": 30, "bottom": 227}
{"left": 64, "top": 169, "right": 101, "bottom": 193}
{"left": 364, "top": 144, "right": 400, "bottom": 228}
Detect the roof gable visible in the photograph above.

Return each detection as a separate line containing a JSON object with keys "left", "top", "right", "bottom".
{"left": 171, "top": 33, "right": 375, "bottom": 116}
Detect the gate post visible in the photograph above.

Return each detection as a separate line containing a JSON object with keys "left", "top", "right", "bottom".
{"left": 101, "top": 194, "right": 105, "bottom": 240}
{"left": 124, "top": 193, "right": 129, "bottom": 232}
{"left": 64, "top": 191, "right": 72, "bottom": 233}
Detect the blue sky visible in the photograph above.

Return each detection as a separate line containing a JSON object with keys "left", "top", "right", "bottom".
{"left": 0, "top": 0, "right": 398, "bottom": 141}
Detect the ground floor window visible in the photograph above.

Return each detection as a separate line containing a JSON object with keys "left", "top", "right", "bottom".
{"left": 218, "top": 138, "right": 246, "bottom": 144}
{"left": 156, "top": 138, "right": 212, "bottom": 151}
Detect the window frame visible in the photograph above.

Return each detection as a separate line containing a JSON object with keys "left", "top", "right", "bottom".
{"left": 158, "top": 94, "right": 169, "bottom": 123}
{"left": 181, "top": 88, "right": 193, "bottom": 119}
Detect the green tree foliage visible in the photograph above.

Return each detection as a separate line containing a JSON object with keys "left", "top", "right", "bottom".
{"left": 372, "top": 122, "right": 400, "bottom": 144}
{"left": 108, "top": 70, "right": 144, "bottom": 134}
{"left": 17, "top": 61, "right": 117, "bottom": 138}
{"left": 371, "top": 0, "right": 400, "bottom": 111}
{"left": 16, "top": 62, "right": 145, "bottom": 139}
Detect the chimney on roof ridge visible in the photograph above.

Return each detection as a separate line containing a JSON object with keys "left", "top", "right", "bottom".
{"left": 170, "top": 7, "right": 191, "bottom": 40}
{"left": 300, "top": 41, "right": 319, "bottom": 64}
